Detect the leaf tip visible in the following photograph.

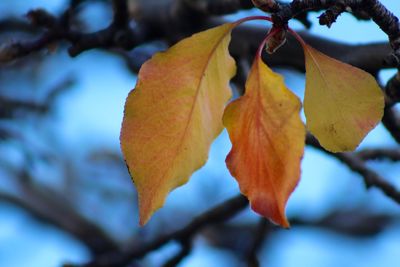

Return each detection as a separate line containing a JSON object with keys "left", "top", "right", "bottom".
{"left": 137, "top": 187, "right": 167, "bottom": 226}
{"left": 138, "top": 202, "right": 160, "bottom": 226}
{"left": 251, "top": 194, "right": 290, "bottom": 228}
{"left": 139, "top": 218, "right": 147, "bottom": 227}
{"left": 138, "top": 204, "right": 152, "bottom": 226}
{"left": 139, "top": 215, "right": 150, "bottom": 226}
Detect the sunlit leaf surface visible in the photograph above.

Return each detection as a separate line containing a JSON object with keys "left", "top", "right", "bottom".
{"left": 223, "top": 56, "right": 305, "bottom": 227}
{"left": 120, "top": 23, "right": 237, "bottom": 225}
{"left": 303, "top": 44, "right": 384, "bottom": 152}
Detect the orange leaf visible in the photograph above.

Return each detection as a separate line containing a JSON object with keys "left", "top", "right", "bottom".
{"left": 303, "top": 44, "right": 384, "bottom": 152}
{"left": 223, "top": 56, "right": 305, "bottom": 227}
{"left": 120, "top": 23, "right": 237, "bottom": 225}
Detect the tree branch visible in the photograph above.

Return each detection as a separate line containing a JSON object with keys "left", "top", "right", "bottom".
{"left": 307, "top": 135, "right": 400, "bottom": 205}
{"left": 381, "top": 107, "right": 400, "bottom": 144}
{"left": 0, "top": 179, "right": 119, "bottom": 256}
{"left": 179, "top": 0, "right": 254, "bottom": 16}
{"left": 259, "top": 0, "right": 400, "bottom": 67}
{"left": 245, "top": 218, "right": 269, "bottom": 267}
{"left": 0, "top": 0, "right": 394, "bottom": 74}
{"left": 358, "top": 148, "right": 400, "bottom": 161}
{"left": 76, "top": 195, "right": 248, "bottom": 267}
{"left": 161, "top": 241, "right": 192, "bottom": 267}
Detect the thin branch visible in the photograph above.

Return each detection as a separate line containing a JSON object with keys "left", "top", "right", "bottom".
{"left": 0, "top": 17, "right": 38, "bottom": 33}
{"left": 161, "top": 241, "right": 192, "bottom": 267}
{"left": 291, "top": 209, "right": 395, "bottom": 236}
{"left": 337, "top": 153, "right": 400, "bottom": 202}
{"left": 180, "top": 0, "right": 254, "bottom": 16}
{"left": 358, "top": 148, "right": 400, "bottom": 161}
{"left": 382, "top": 107, "right": 400, "bottom": 144}
{"left": 112, "top": 0, "right": 129, "bottom": 27}
{"left": 1, "top": 0, "right": 394, "bottom": 71}
{"left": 380, "top": 73, "right": 400, "bottom": 144}
{"left": 0, "top": 32, "right": 58, "bottom": 62}
{"left": 259, "top": 0, "right": 400, "bottom": 66}
{"left": 76, "top": 195, "right": 248, "bottom": 267}
{"left": 0, "top": 0, "right": 144, "bottom": 61}
{"left": 0, "top": 184, "right": 119, "bottom": 256}
{"left": 384, "top": 72, "right": 400, "bottom": 106}
{"left": 245, "top": 218, "right": 269, "bottom": 267}
{"left": 203, "top": 209, "right": 395, "bottom": 256}
{"left": 229, "top": 23, "right": 391, "bottom": 74}
{"left": 319, "top": 2, "right": 347, "bottom": 28}
{"left": 307, "top": 135, "right": 400, "bottom": 205}
{"left": 0, "top": 77, "right": 75, "bottom": 118}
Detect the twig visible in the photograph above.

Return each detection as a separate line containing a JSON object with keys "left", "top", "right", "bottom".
{"left": 0, "top": 0, "right": 144, "bottom": 61}
{"left": 0, "top": 18, "right": 38, "bottom": 33}
{"left": 382, "top": 107, "right": 400, "bottom": 144}
{"left": 0, "top": 185, "right": 119, "bottom": 256}
{"left": 306, "top": 135, "right": 400, "bottom": 205}
{"left": 358, "top": 148, "right": 400, "bottom": 161}
{"left": 384, "top": 72, "right": 400, "bottom": 106}
{"left": 162, "top": 241, "right": 192, "bottom": 267}
{"left": 336, "top": 153, "right": 400, "bottom": 202}
{"left": 0, "top": 0, "right": 394, "bottom": 74}
{"left": 182, "top": 0, "right": 254, "bottom": 15}
{"left": 319, "top": 2, "right": 347, "bottom": 28}
{"left": 259, "top": 0, "right": 400, "bottom": 66}
{"left": 246, "top": 218, "right": 270, "bottom": 267}
{"left": 76, "top": 195, "right": 248, "bottom": 267}
{"left": 290, "top": 209, "right": 394, "bottom": 237}
{"left": 112, "top": 0, "right": 129, "bottom": 27}
{"left": 0, "top": 77, "right": 75, "bottom": 118}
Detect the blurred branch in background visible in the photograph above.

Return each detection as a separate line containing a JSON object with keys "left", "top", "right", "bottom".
{"left": 306, "top": 134, "right": 400, "bottom": 204}
{"left": 1, "top": 0, "right": 400, "bottom": 267}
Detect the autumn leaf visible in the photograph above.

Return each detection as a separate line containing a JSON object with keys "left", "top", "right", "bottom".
{"left": 120, "top": 23, "right": 237, "bottom": 225}
{"left": 223, "top": 56, "right": 305, "bottom": 227}
{"left": 302, "top": 44, "right": 384, "bottom": 152}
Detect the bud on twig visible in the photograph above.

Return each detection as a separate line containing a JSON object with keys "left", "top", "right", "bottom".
{"left": 266, "top": 27, "right": 287, "bottom": 54}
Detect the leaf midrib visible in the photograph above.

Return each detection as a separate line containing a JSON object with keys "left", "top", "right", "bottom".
{"left": 165, "top": 26, "right": 233, "bottom": 182}
{"left": 253, "top": 60, "right": 281, "bottom": 214}
{"left": 305, "top": 47, "right": 348, "bottom": 137}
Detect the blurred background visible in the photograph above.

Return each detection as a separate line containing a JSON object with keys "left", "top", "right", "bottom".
{"left": 0, "top": 0, "right": 400, "bottom": 266}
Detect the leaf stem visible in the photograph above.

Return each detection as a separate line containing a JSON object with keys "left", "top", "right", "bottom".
{"left": 256, "top": 27, "right": 281, "bottom": 59}
{"left": 235, "top": 16, "right": 272, "bottom": 25}
{"left": 233, "top": 15, "right": 275, "bottom": 58}
{"left": 287, "top": 27, "right": 306, "bottom": 47}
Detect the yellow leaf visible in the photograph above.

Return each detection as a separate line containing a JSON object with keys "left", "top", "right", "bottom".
{"left": 120, "top": 23, "right": 236, "bottom": 225}
{"left": 303, "top": 44, "right": 384, "bottom": 152}
{"left": 223, "top": 57, "right": 305, "bottom": 227}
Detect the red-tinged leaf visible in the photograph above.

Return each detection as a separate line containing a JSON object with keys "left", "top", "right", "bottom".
{"left": 303, "top": 44, "right": 384, "bottom": 152}
{"left": 120, "top": 23, "right": 237, "bottom": 225}
{"left": 223, "top": 56, "right": 305, "bottom": 227}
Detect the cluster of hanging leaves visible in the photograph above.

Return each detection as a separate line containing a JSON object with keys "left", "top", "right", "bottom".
{"left": 120, "top": 19, "right": 384, "bottom": 227}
